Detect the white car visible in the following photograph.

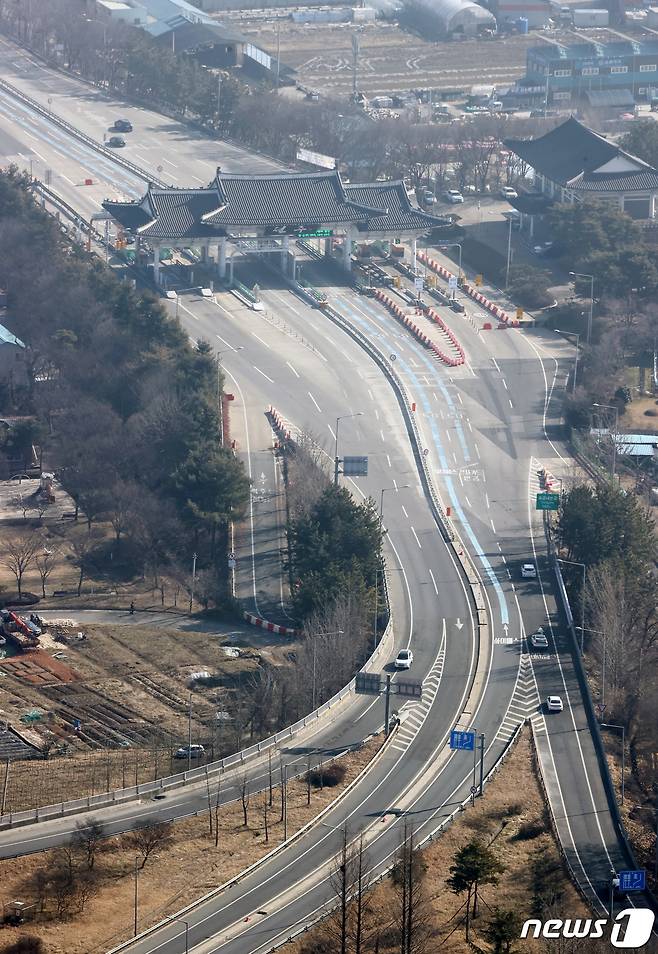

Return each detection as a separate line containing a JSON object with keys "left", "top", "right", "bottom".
{"left": 394, "top": 648, "right": 413, "bottom": 670}
{"left": 444, "top": 189, "right": 464, "bottom": 204}
{"left": 546, "top": 695, "right": 564, "bottom": 713}
{"left": 500, "top": 186, "right": 518, "bottom": 199}
{"left": 530, "top": 629, "right": 549, "bottom": 649}
{"left": 521, "top": 563, "right": 537, "bottom": 579}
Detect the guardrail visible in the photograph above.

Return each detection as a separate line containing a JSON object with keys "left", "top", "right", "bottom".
{"left": 0, "top": 77, "right": 166, "bottom": 189}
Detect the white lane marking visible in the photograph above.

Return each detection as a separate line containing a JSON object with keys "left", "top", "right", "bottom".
{"left": 286, "top": 361, "right": 299, "bottom": 378}
{"left": 61, "top": 174, "right": 75, "bottom": 186}
{"left": 411, "top": 526, "right": 422, "bottom": 549}
{"left": 133, "top": 152, "right": 149, "bottom": 163}
{"left": 501, "top": 554, "right": 507, "bottom": 564}
{"left": 474, "top": 445, "right": 480, "bottom": 459}
{"left": 467, "top": 419, "right": 472, "bottom": 433}
{"left": 328, "top": 424, "right": 336, "bottom": 441}
{"left": 508, "top": 399, "right": 514, "bottom": 409}
{"left": 251, "top": 332, "right": 270, "bottom": 349}
{"left": 457, "top": 392, "right": 463, "bottom": 405}
{"left": 452, "top": 453, "right": 458, "bottom": 465}
{"left": 491, "top": 356, "right": 501, "bottom": 373}
{"left": 31, "top": 147, "right": 47, "bottom": 162}
{"left": 428, "top": 567, "right": 439, "bottom": 595}
{"left": 392, "top": 479, "right": 398, "bottom": 491}
{"left": 446, "top": 430, "right": 452, "bottom": 443}
{"left": 162, "top": 157, "right": 178, "bottom": 168}
{"left": 380, "top": 429, "right": 385, "bottom": 443}
{"left": 433, "top": 392, "right": 439, "bottom": 403}
{"left": 464, "top": 496, "right": 471, "bottom": 508}
{"left": 374, "top": 408, "right": 380, "bottom": 421}
{"left": 501, "top": 378, "right": 508, "bottom": 390}
{"left": 253, "top": 366, "right": 274, "bottom": 383}
{"left": 490, "top": 519, "right": 496, "bottom": 533}
{"left": 368, "top": 388, "right": 374, "bottom": 401}
{"left": 386, "top": 454, "right": 392, "bottom": 468}
{"left": 401, "top": 505, "right": 409, "bottom": 518}
{"left": 308, "top": 391, "right": 322, "bottom": 412}
{"left": 485, "top": 492, "right": 490, "bottom": 509}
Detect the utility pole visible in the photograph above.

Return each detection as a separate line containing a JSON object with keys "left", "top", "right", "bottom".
{"left": 189, "top": 551, "right": 197, "bottom": 612}
{"left": 1, "top": 759, "right": 9, "bottom": 815}
{"left": 384, "top": 674, "right": 392, "bottom": 737}
{"left": 133, "top": 857, "right": 139, "bottom": 936}
{"left": 187, "top": 693, "right": 193, "bottom": 772}
{"left": 351, "top": 34, "right": 360, "bottom": 99}
{"left": 283, "top": 762, "right": 288, "bottom": 840}
{"left": 276, "top": 23, "right": 281, "bottom": 91}
{"left": 478, "top": 733, "right": 485, "bottom": 795}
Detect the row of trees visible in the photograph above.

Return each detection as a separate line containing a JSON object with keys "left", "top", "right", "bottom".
{"left": 0, "top": 167, "right": 250, "bottom": 600}
{"left": 557, "top": 484, "right": 658, "bottom": 796}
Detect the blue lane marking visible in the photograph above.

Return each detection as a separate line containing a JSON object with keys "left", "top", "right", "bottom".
{"left": 0, "top": 93, "right": 144, "bottom": 197}
{"left": 336, "top": 292, "right": 510, "bottom": 627}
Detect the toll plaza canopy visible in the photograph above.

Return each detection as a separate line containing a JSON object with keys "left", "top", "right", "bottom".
{"left": 103, "top": 169, "right": 445, "bottom": 239}
{"left": 102, "top": 168, "right": 448, "bottom": 282}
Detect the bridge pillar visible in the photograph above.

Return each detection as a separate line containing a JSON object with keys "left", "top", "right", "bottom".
{"left": 280, "top": 236, "right": 289, "bottom": 273}
{"left": 324, "top": 237, "right": 331, "bottom": 257}
{"left": 342, "top": 228, "right": 352, "bottom": 272}
{"left": 218, "top": 239, "right": 227, "bottom": 279}
{"left": 152, "top": 245, "right": 161, "bottom": 286}
{"left": 411, "top": 237, "right": 417, "bottom": 273}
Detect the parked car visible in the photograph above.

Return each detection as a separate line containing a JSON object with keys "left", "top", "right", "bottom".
{"left": 423, "top": 190, "right": 436, "bottom": 205}
{"left": 174, "top": 744, "right": 205, "bottom": 759}
{"left": 394, "top": 648, "right": 413, "bottom": 669}
{"left": 521, "top": 562, "right": 537, "bottom": 579}
{"left": 113, "top": 119, "right": 133, "bottom": 132}
{"left": 500, "top": 185, "right": 518, "bottom": 199}
{"left": 530, "top": 628, "right": 549, "bottom": 649}
{"left": 546, "top": 695, "right": 564, "bottom": 712}
{"left": 443, "top": 189, "right": 464, "bottom": 204}
{"left": 107, "top": 136, "right": 126, "bottom": 148}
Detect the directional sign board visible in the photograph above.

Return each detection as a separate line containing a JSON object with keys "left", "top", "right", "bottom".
{"left": 448, "top": 275, "right": 458, "bottom": 289}
{"left": 450, "top": 729, "right": 475, "bottom": 751}
{"left": 343, "top": 455, "right": 368, "bottom": 477}
{"left": 536, "top": 491, "right": 560, "bottom": 511}
{"left": 414, "top": 277, "right": 424, "bottom": 291}
{"left": 395, "top": 678, "right": 422, "bottom": 699}
{"left": 355, "top": 672, "right": 381, "bottom": 696}
{"left": 618, "top": 870, "right": 646, "bottom": 892}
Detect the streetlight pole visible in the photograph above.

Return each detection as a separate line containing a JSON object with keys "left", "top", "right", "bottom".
{"left": 84, "top": 18, "right": 108, "bottom": 86}
{"left": 310, "top": 630, "right": 343, "bottom": 710}
{"left": 216, "top": 346, "right": 243, "bottom": 447}
{"left": 133, "top": 856, "right": 139, "bottom": 936}
{"left": 554, "top": 329, "right": 580, "bottom": 395}
{"left": 174, "top": 919, "right": 190, "bottom": 954}
{"left": 592, "top": 402, "right": 619, "bottom": 482}
{"left": 333, "top": 412, "right": 363, "bottom": 486}
{"left": 601, "top": 724, "right": 626, "bottom": 805}
{"left": 488, "top": 213, "right": 513, "bottom": 288}
{"left": 380, "top": 484, "right": 410, "bottom": 522}
{"left": 569, "top": 271, "right": 594, "bottom": 344}
{"left": 557, "top": 557, "right": 586, "bottom": 655}
{"left": 189, "top": 551, "right": 197, "bottom": 612}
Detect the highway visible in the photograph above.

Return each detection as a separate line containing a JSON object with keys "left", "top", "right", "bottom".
{"left": 0, "top": 34, "right": 647, "bottom": 952}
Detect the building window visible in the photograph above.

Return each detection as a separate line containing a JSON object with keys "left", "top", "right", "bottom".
{"left": 638, "top": 87, "right": 648, "bottom": 94}
{"left": 610, "top": 66, "right": 628, "bottom": 74}
{"left": 554, "top": 91, "right": 571, "bottom": 100}
{"left": 640, "top": 64, "right": 657, "bottom": 72}
{"left": 553, "top": 69, "right": 572, "bottom": 77}
{"left": 581, "top": 67, "right": 599, "bottom": 76}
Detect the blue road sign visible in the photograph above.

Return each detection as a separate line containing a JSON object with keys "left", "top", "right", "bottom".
{"left": 450, "top": 730, "right": 475, "bottom": 751}
{"left": 618, "top": 870, "right": 646, "bottom": 892}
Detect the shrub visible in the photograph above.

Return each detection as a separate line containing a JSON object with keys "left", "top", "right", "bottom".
{"left": 513, "top": 820, "right": 545, "bottom": 841}
{"left": 644, "top": 409, "right": 658, "bottom": 417}
{"left": 305, "top": 762, "right": 346, "bottom": 788}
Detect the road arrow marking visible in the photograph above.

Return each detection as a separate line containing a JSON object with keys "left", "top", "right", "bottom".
{"left": 455, "top": 618, "right": 464, "bottom": 630}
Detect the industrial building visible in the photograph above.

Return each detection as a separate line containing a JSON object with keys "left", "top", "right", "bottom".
{"left": 403, "top": 0, "right": 496, "bottom": 37}
{"left": 515, "top": 38, "right": 658, "bottom": 105}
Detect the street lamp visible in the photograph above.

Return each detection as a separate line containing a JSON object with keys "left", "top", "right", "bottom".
{"left": 83, "top": 18, "right": 108, "bottom": 86}
{"left": 309, "top": 630, "right": 344, "bottom": 710}
{"left": 554, "top": 329, "right": 580, "bottom": 395}
{"left": 489, "top": 212, "right": 513, "bottom": 289}
{"left": 569, "top": 271, "right": 594, "bottom": 344}
{"left": 600, "top": 723, "right": 626, "bottom": 805}
{"left": 380, "top": 484, "right": 410, "bottom": 522}
{"left": 216, "top": 346, "right": 243, "bottom": 446}
{"left": 556, "top": 557, "right": 586, "bottom": 655}
{"left": 173, "top": 919, "right": 190, "bottom": 954}
{"left": 334, "top": 412, "right": 363, "bottom": 486}
{"left": 592, "top": 402, "right": 619, "bottom": 482}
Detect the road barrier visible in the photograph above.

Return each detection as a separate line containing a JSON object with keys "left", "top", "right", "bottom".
{"left": 372, "top": 288, "right": 465, "bottom": 367}
{"left": 418, "top": 249, "right": 519, "bottom": 328}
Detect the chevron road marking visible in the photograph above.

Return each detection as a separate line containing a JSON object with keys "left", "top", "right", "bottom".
{"left": 390, "top": 623, "right": 447, "bottom": 754}
{"left": 494, "top": 652, "right": 546, "bottom": 745}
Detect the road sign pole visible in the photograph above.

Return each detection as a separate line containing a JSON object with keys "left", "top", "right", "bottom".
{"left": 472, "top": 727, "right": 477, "bottom": 789}
{"left": 479, "top": 733, "right": 485, "bottom": 796}
{"left": 384, "top": 675, "right": 391, "bottom": 736}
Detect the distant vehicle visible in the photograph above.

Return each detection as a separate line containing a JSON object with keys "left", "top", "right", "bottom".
{"left": 500, "top": 185, "right": 518, "bottom": 199}
{"left": 444, "top": 189, "right": 464, "bottom": 204}
{"left": 546, "top": 695, "right": 564, "bottom": 712}
{"left": 619, "top": 112, "right": 635, "bottom": 121}
{"left": 651, "top": 98, "right": 658, "bottom": 112}
{"left": 450, "top": 299, "right": 465, "bottom": 313}
{"left": 530, "top": 108, "right": 559, "bottom": 118}
{"left": 423, "top": 190, "right": 436, "bottom": 205}
{"left": 530, "top": 628, "right": 549, "bottom": 649}
{"left": 434, "top": 104, "right": 450, "bottom": 115}
{"left": 174, "top": 744, "right": 205, "bottom": 759}
{"left": 113, "top": 119, "right": 133, "bottom": 132}
{"left": 489, "top": 100, "right": 503, "bottom": 111}
{"left": 394, "top": 648, "right": 413, "bottom": 669}
{"left": 521, "top": 562, "right": 537, "bottom": 579}
{"left": 305, "top": 91, "right": 320, "bottom": 102}
{"left": 107, "top": 136, "right": 126, "bottom": 148}
{"left": 533, "top": 240, "right": 557, "bottom": 256}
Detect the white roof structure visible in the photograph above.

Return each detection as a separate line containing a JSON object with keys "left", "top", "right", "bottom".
{"left": 418, "top": 0, "right": 495, "bottom": 33}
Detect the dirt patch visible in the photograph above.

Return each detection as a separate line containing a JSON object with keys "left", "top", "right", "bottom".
{"left": 0, "top": 651, "right": 79, "bottom": 686}
{"left": 619, "top": 395, "right": 658, "bottom": 432}
{"left": 284, "top": 730, "right": 585, "bottom": 954}
{"left": 0, "top": 737, "right": 381, "bottom": 954}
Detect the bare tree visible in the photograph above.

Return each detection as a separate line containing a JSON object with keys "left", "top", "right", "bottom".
{"left": 71, "top": 818, "right": 105, "bottom": 871}
{"left": 35, "top": 545, "right": 58, "bottom": 598}
{"left": 70, "top": 532, "right": 98, "bottom": 597}
{"left": 128, "top": 820, "right": 174, "bottom": 869}
{"left": 3, "top": 533, "right": 39, "bottom": 596}
{"left": 241, "top": 774, "right": 250, "bottom": 827}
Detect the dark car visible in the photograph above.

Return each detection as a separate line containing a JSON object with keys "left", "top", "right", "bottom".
{"left": 450, "top": 299, "right": 465, "bottom": 314}
{"left": 113, "top": 119, "right": 133, "bottom": 132}
{"left": 107, "top": 136, "right": 126, "bottom": 148}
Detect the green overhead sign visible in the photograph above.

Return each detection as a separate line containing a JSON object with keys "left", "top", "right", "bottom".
{"left": 536, "top": 492, "right": 560, "bottom": 511}
{"left": 298, "top": 228, "right": 333, "bottom": 238}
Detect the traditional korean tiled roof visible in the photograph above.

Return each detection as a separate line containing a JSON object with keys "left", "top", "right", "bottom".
{"left": 504, "top": 117, "right": 658, "bottom": 193}
{"left": 103, "top": 171, "right": 447, "bottom": 239}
